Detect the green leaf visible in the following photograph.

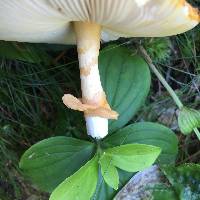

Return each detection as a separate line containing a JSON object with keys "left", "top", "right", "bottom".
{"left": 162, "top": 164, "right": 200, "bottom": 200}
{"left": 0, "top": 41, "right": 51, "bottom": 64}
{"left": 178, "top": 107, "right": 200, "bottom": 135}
{"left": 99, "top": 155, "right": 119, "bottom": 190}
{"left": 103, "top": 122, "right": 178, "bottom": 164}
{"left": 19, "top": 136, "right": 95, "bottom": 192}
{"left": 93, "top": 122, "right": 177, "bottom": 200}
{"left": 152, "top": 186, "right": 178, "bottom": 200}
{"left": 50, "top": 156, "right": 99, "bottom": 200}
{"left": 93, "top": 143, "right": 160, "bottom": 200}
{"left": 99, "top": 45, "right": 151, "bottom": 132}
{"left": 92, "top": 169, "right": 132, "bottom": 200}
{"left": 103, "top": 144, "right": 160, "bottom": 172}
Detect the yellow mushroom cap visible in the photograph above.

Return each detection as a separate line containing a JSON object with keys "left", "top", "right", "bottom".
{"left": 0, "top": 0, "right": 199, "bottom": 44}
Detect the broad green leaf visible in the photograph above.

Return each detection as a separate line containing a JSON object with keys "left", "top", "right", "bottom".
{"left": 19, "top": 136, "right": 95, "bottom": 192}
{"left": 94, "top": 122, "right": 177, "bottom": 200}
{"left": 152, "top": 186, "right": 178, "bottom": 200}
{"left": 103, "top": 122, "right": 178, "bottom": 164}
{"left": 50, "top": 156, "right": 98, "bottom": 200}
{"left": 99, "top": 45, "right": 151, "bottom": 132}
{"left": 99, "top": 155, "right": 119, "bottom": 190}
{"left": 92, "top": 169, "right": 132, "bottom": 200}
{"left": 94, "top": 144, "right": 160, "bottom": 200}
{"left": 0, "top": 41, "right": 51, "bottom": 64}
{"left": 162, "top": 164, "right": 200, "bottom": 200}
{"left": 103, "top": 144, "right": 160, "bottom": 172}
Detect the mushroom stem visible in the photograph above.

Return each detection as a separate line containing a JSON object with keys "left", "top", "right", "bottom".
{"left": 73, "top": 22, "right": 109, "bottom": 139}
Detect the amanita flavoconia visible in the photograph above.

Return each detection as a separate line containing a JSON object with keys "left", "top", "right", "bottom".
{"left": 0, "top": 0, "right": 199, "bottom": 139}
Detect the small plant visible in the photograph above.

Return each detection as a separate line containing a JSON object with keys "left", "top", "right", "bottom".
{"left": 139, "top": 46, "right": 200, "bottom": 140}
{"left": 19, "top": 46, "right": 178, "bottom": 199}
{"left": 142, "top": 38, "right": 171, "bottom": 63}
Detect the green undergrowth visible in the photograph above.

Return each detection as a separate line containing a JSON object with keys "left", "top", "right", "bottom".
{"left": 0, "top": 44, "right": 84, "bottom": 199}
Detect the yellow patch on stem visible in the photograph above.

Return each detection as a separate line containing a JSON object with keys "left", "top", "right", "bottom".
{"left": 80, "top": 67, "right": 92, "bottom": 76}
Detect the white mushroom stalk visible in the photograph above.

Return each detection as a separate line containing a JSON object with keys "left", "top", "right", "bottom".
{"left": 62, "top": 22, "right": 118, "bottom": 139}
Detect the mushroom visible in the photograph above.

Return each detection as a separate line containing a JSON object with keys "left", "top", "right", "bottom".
{"left": 0, "top": 0, "right": 199, "bottom": 139}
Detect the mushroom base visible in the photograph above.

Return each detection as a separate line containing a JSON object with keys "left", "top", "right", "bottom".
{"left": 62, "top": 93, "right": 118, "bottom": 139}
{"left": 85, "top": 116, "right": 108, "bottom": 139}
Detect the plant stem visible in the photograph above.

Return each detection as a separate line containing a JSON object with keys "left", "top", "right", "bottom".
{"left": 96, "top": 140, "right": 103, "bottom": 156}
{"left": 139, "top": 45, "right": 200, "bottom": 140}
{"left": 194, "top": 128, "right": 200, "bottom": 140}
{"left": 139, "top": 46, "right": 184, "bottom": 109}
